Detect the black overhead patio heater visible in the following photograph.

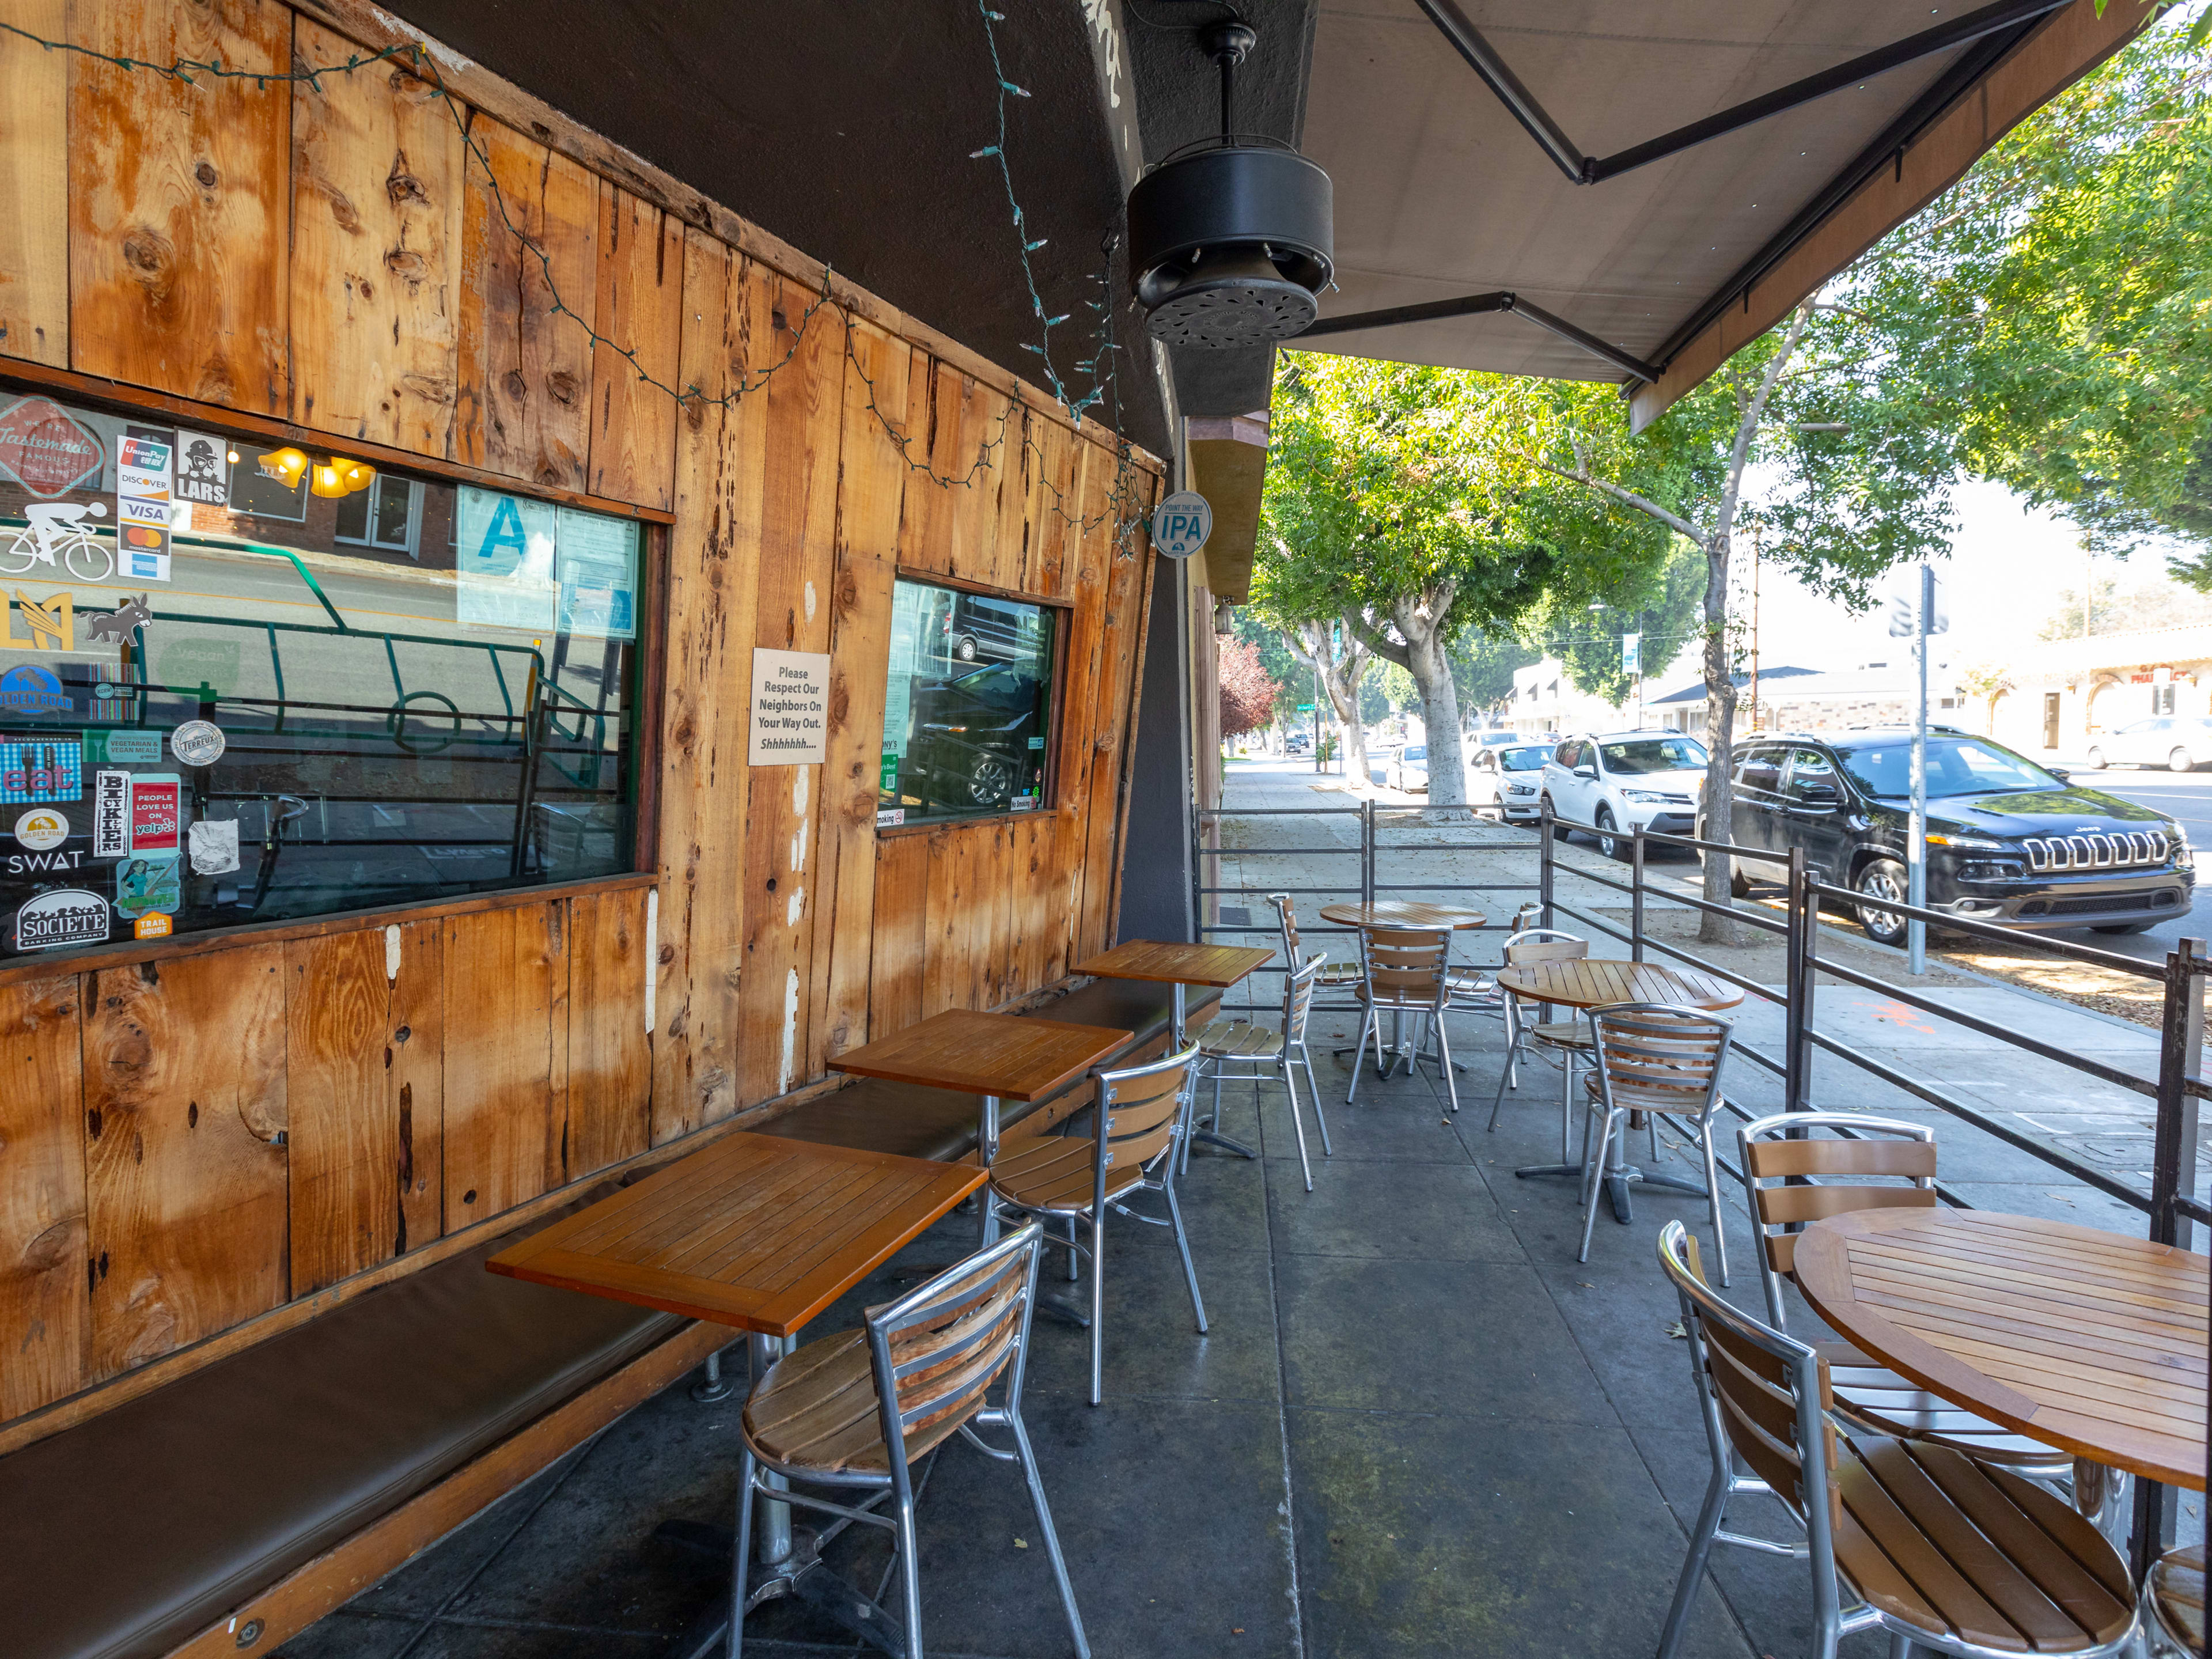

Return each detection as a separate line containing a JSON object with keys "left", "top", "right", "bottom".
{"left": 1125, "top": 20, "right": 1334, "bottom": 349}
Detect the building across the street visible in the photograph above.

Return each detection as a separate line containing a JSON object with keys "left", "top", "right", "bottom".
{"left": 1968, "top": 623, "right": 2212, "bottom": 757}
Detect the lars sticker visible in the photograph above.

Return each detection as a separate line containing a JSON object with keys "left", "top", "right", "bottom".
{"left": 13, "top": 805, "right": 67, "bottom": 850}
{"left": 113, "top": 854, "right": 181, "bottom": 919}
{"left": 13, "top": 888, "right": 108, "bottom": 952}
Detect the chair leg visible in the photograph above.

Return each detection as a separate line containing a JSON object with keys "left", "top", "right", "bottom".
{"left": 1164, "top": 1178, "right": 1207, "bottom": 1334}
{"left": 1700, "top": 1116, "right": 1730, "bottom": 1289}
{"left": 1210, "top": 1062, "right": 1225, "bottom": 1138}
{"left": 894, "top": 1490, "right": 925, "bottom": 1659}
{"left": 1088, "top": 1211, "right": 1107, "bottom": 1406}
{"left": 1560, "top": 1051, "right": 1578, "bottom": 1166}
{"left": 1578, "top": 1107, "right": 1619, "bottom": 1266}
{"left": 1486, "top": 1010, "right": 1520, "bottom": 1131}
{"left": 728, "top": 1449, "right": 756, "bottom": 1659}
{"left": 1281, "top": 1059, "right": 1314, "bottom": 1192}
{"left": 1009, "top": 1414, "right": 1092, "bottom": 1659}
{"left": 1347, "top": 1005, "right": 1377, "bottom": 1105}
{"left": 1435, "top": 1012, "right": 1459, "bottom": 1114}
{"left": 1066, "top": 1215, "right": 1081, "bottom": 1282}
{"left": 1886, "top": 1634, "right": 1916, "bottom": 1658}
{"left": 1298, "top": 1047, "right": 1334, "bottom": 1155}
{"left": 1654, "top": 1461, "right": 1730, "bottom": 1659}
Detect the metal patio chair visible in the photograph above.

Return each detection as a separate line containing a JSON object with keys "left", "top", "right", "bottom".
{"left": 1267, "top": 890, "right": 1365, "bottom": 1001}
{"left": 730, "top": 1222, "right": 1088, "bottom": 1659}
{"left": 2145, "top": 1543, "right": 2206, "bottom": 1658}
{"left": 1578, "top": 1003, "right": 1734, "bottom": 1278}
{"left": 986, "top": 1044, "right": 1206, "bottom": 1406}
{"left": 1191, "top": 955, "right": 1330, "bottom": 1190}
{"left": 1654, "top": 1219, "right": 2138, "bottom": 1659}
{"left": 1737, "top": 1112, "right": 2077, "bottom": 1491}
{"left": 1347, "top": 923, "right": 1458, "bottom": 1111}
{"left": 1485, "top": 927, "right": 1593, "bottom": 1157}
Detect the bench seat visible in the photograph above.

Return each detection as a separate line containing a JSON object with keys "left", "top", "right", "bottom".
{"left": 766, "top": 978, "right": 1220, "bottom": 1161}
{"left": 0, "top": 1188, "right": 698, "bottom": 1659}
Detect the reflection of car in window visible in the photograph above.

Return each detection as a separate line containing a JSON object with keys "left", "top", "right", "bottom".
{"left": 935, "top": 590, "right": 1041, "bottom": 664}
{"left": 904, "top": 664, "right": 1047, "bottom": 810}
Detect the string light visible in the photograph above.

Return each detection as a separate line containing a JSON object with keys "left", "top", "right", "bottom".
{"left": 0, "top": 16, "right": 1152, "bottom": 549}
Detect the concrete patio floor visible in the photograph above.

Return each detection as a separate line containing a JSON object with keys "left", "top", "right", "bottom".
{"left": 273, "top": 988, "right": 2196, "bottom": 1659}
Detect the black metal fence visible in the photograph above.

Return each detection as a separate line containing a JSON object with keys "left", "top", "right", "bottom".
{"left": 1194, "top": 794, "right": 2208, "bottom": 1574}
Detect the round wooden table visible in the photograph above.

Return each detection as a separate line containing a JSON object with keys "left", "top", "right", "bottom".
{"left": 1317, "top": 899, "right": 1487, "bottom": 930}
{"left": 1498, "top": 958, "right": 1745, "bottom": 1222}
{"left": 1795, "top": 1207, "right": 2209, "bottom": 1492}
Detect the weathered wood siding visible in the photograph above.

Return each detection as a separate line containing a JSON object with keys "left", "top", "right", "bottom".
{"left": 0, "top": 0, "right": 1160, "bottom": 1432}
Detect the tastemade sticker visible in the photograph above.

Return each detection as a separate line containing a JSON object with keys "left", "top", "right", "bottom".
{"left": 114, "top": 854, "right": 181, "bottom": 919}
{"left": 128, "top": 775, "right": 180, "bottom": 852}
{"left": 91, "top": 770, "right": 130, "bottom": 857}
{"left": 13, "top": 805, "right": 66, "bottom": 850}
{"left": 13, "top": 888, "right": 108, "bottom": 952}
{"left": 0, "top": 396, "right": 104, "bottom": 498}
{"left": 747, "top": 647, "right": 830, "bottom": 765}
{"left": 187, "top": 817, "right": 239, "bottom": 875}
{"left": 169, "top": 719, "right": 225, "bottom": 766}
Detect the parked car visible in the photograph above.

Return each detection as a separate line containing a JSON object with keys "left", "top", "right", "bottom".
{"left": 1471, "top": 740, "right": 1555, "bottom": 821}
{"left": 928, "top": 588, "right": 1046, "bottom": 665}
{"left": 1388, "top": 743, "right": 1428, "bottom": 793}
{"left": 900, "top": 664, "right": 1047, "bottom": 810}
{"left": 1286, "top": 729, "right": 1312, "bottom": 752}
{"left": 2084, "top": 715, "right": 2212, "bottom": 773}
{"left": 1703, "top": 729, "right": 2193, "bottom": 943}
{"left": 1540, "top": 730, "right": 1708, "bottom": 857}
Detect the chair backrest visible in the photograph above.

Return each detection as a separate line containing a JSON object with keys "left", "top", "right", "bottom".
{"left": 1359, "top": 925, "right": 1452, "bottom": 1007}
{"left": 1280, "top": 953, "right": 1325, "bottom": 1042}
{"left": 1589, "top": 1003, "right": 1733, "bottom": 1122}
{"left": 1094, "top": 1041, "right": 1203, "bottom": 1180}
{"left": 1267, "top": 891, "right": 1314, "bottom": 972}
{"left": 1736, "top": 1111, "right": 1937, "bottom": 1330}
{"left": 865, "top": 1222, "right": 1043, "bottom": 1479}
{"left": 1501, "top": 926, "right": 1586, "bottom": 967}
{"left": 1657, "top": 1220, "right": 1839, "bottom": 1539}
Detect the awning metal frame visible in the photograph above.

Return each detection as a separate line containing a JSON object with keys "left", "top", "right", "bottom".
{"left": 1301, "top": 290, "right": 1660, "bottom": 382}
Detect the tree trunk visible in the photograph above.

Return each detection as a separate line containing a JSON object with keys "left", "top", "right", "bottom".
{"left": 1697, "top": 533, "right": 1738, "bottom": 945}
{"left": 1286, "top": 620, "right": 1369, "bottom": 785}
{"left": 1396, "top": 597, "right": 1469, "bottom": 809}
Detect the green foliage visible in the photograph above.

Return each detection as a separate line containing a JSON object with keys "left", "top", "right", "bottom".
{"left": 1541, "top": 540, "right": 1704, "bottom": 703}
{"left": 1838, "top": 20, "right": 2212, "bottom": 575}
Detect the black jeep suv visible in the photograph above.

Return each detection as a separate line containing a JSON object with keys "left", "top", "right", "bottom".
{"left": 1706, "top": 729, "right": 2194, "bottom": 944}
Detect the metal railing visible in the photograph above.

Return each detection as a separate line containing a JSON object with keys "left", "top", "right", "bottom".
{"left": 1190, "top": 789, "right": 2206, "bottom": 1575}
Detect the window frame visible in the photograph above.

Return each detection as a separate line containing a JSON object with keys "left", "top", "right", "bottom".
{"left": 0, "top": 365, "right": 672, "bottom": 976}
{"left": 874, "top": 569, "right": 1074, "bottom": 838}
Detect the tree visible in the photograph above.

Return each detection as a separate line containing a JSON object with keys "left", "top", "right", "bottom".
{"left": 1217, "top": 634, "right": 1280, "bottom": 738}
{"left": 1274, "top": 616, "right": 1372, "bottom": 781}
{"left": 1540, "top": 539, "right": 1705, "bottom": 706}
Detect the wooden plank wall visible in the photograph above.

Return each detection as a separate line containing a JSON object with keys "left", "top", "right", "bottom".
{"left": 0, "top": 0, "right": 1161, "bottom": 1431}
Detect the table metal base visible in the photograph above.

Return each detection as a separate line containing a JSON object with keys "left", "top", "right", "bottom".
{"left": 1514, "top": 1158, "right": 1709, "bottom": 1224}
{"left": 662, "top": 1520, "right": 909, "bottom": 1658}
{"left": 1188, "top": 1127, "right": 1258, "bottom": 1160}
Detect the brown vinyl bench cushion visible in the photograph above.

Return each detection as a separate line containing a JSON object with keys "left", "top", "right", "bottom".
{"left": 0, "top": 1191, "right": 686, "bottom": 1659}
{"left": 768, "top": 979, "right": 1221, "bottom": 1162}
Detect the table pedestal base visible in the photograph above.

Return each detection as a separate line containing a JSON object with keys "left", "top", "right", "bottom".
{"left": 663, "top": 1518, "right": 909, "bottom": 1659}
{"left": 1514, "top": 1160, "right": 1708, "bottom": 1224}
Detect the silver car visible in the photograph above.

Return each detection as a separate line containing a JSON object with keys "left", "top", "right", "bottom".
{"left": 1387, "top": 743, "right": 1429, "bottom": 793}
{"left": 1471, "top": 741, "right": 1555, "bottom": 820}
{"left": 2084, "top": 715, "right": 2212, "bottom": 773}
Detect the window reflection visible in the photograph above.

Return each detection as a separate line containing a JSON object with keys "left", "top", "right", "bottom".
{"left": 879, "top": 578, "right": 1056, "bottom": 825}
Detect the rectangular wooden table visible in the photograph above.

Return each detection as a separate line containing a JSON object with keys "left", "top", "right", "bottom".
{"left": 1075, "top": 939, "right": 1277, "bottom": 1158}
{"left": 825, "top": 1007, "right": 1132, "bottom": 1244}
{"left": 488, "top": 1130, "right": 988, "bottom": 1658}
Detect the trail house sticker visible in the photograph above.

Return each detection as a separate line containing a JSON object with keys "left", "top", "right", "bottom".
{"left": 14, "top": 888, "right": 108, "bottom": 952}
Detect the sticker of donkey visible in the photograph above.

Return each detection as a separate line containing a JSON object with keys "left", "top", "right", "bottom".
{"left": 83, "top": 594, "right": 153, "bottom": 645}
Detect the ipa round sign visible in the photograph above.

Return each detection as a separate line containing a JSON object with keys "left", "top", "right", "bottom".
{"left": 1149, "top": 491, "right": 1212, "bottom": 560}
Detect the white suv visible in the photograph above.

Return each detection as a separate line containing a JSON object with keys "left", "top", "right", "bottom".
{"left": 1540, "top": 730, "right": 1710, "bottom": 858}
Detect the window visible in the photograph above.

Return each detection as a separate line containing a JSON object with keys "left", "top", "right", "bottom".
{"left": 1833, "top": 736, "right": 2059, "bottom": 798}
{"left": 879, "top": 577, "right": 1056, "bottom": 824}
{"left": 0, "top": 384, "right": 647, "bottom": 959}
{"left": 1735, "top": 747, "right": 1784, "bottom": 793}
{"left": 1499, "top": 746, "right": 1550, "bottom": 772}
{"left": 1552, "top": 740, "right": 1581, "bottom": 768}
{"left": 1597, "top": 735, "right": 1707, "bottom": 775}
{"left": 1783, "top": 747, "right": 1839, "bottom": 805}
{"left": 2153, "top": 684, "right": 2177, "bottom": 715}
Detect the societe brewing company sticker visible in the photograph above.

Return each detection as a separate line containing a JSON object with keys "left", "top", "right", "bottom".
{"left": 169, "top": 719, "right": 225, "bottom": 766}
{"left": 13, "top": 805, "right": 66, "bottom": 850}
{"left": 13, "top": 888, "right": 108, "bottom": 952}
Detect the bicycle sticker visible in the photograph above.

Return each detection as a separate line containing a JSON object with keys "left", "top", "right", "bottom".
{"left": 114, "top": 854, "right": 180, "bottom": 919}
{"left": 0, "top": 734, "right": 81, "bottom": 803}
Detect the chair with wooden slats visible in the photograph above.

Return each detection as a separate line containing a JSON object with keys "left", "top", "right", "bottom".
{"left": 1579, "top": 1003, "right": 1735, "bottom": 1278}
{"left": 2146, "top": 1543, "right": 2206, "bottom": 1658}
{"left": 1486, "top": 927, "right": 1595, "bottom": 1156}
{"left": 1267, "top": 891, "right": 1365, "bottom": 999}
{"left": 986, "top": 1044, "right": 1207, "bottom": 1405}
{"left": 1736, "top": 1112, "right": 2077, "bottom": 1490}
{"left": 732, "top": 1222, "right": 1088, "bottom": 1659}
{"left": 1653, "top": 1220, "right": 2139, "bottom": 1659}
{"left": 1348, "top": 924, "right": 1459, "bottom": 1111}
{"left": 1190, "top": 955, "right": 1331, "bottom": 1190}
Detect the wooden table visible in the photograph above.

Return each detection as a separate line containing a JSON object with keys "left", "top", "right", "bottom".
{"left": 1317, "top": 899, "right": 1488, "bottom": 931}
{"left": 1074, "top": 939, "right": 1275, "bottom": 1160}
{"left": 825, "top": 1007, "right": 1130, "bottom": 1244}
{"left": 1499, "top": 957, "right": 1744, "bottom": 1223}
{"left": 489, "top": 1131, "right": 987, "bottom": 1655}
{"left": 1795, "top": 1207, "right": 2209, "bottom": 1493}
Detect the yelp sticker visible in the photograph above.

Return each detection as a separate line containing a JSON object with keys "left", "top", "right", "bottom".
{"left": 13, "top": 806, "right": 67, "bottom": 851}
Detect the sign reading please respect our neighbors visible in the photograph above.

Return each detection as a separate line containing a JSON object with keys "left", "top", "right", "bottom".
{"left": 747, "top": 648, "right": 831, "bottom": 766}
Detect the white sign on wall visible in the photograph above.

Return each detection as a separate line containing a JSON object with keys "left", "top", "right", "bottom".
{"left": 748, "top": 647, "right": 831, "bottom": 765}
